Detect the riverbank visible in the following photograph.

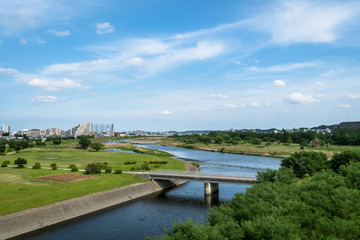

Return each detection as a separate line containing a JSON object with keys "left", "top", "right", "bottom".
{"left": 133, "top": 137, "right": 360, "bottom": 158}
{"left": 0, "top": 179, "right": 183, "bottom": 239}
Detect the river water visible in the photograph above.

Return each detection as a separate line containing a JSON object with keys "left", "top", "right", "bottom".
{"left": 19, "top": 144, "right": 280, "bottom": 240}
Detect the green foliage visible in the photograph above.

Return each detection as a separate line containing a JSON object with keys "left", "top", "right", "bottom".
{"left": 90, "top": 142, "right": 103, "bottom": 151}
{"left": 257, "top": 168, "right": 277, "bottom": 183}
{"left": 85, "top": 163, "right": 102, "bottom": 174}
{"left": 0, "top": 143, "right": 6, "bottom": 154}
{"left": 124, "top": 161, "right": 137, "bottom": 165}
{"left": 14, "top": 158, "right": 27, "bottom": 168}
{"left": 52, "top": 139, "right": 61, "bottom": 145}
{"left": 69, "top": 164, "right": 78, "bottom": 172}
{"left": 1, "top": 162, "right": 7, "bottom": 167}
{"left": 281, "top": 151, "right": 328, "bottom": 178}
{"left": 104, "top": 166, "right": 112, "bottom": 173}
{"left": 114, "top": 169, "right": 122, "bottom": 174}
{"left": 50, "top": 163, "right": 57, "bottom": 170}
{"left": 140, "top": 161, "right": 150, "bottom": 171}
{"left": 329, "top": 150, "right": 360, "bottom": 173}
{"left": 78, "top": 137, "right": 91, "bottom": 149}
{"left": 32, "top": 162, "right": 41, "bottom": 169}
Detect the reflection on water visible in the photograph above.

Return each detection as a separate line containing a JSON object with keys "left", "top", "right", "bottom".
{"left": 19, "top": 144, "right": 280, "bottom": 240}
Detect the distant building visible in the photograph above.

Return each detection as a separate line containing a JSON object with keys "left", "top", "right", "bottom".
{"left": 1, "top": 124, "right": 10, "bottom": 133}
{"left": 68, "top": 122, "right": 93, "bottom": 137}
{"left": 333, "top": 121, "right": 360, "bottom": 131}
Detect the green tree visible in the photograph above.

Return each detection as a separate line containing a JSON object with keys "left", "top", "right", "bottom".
{"left": 281, "top": 151, "right": 328, "bottom": 178}
{"left": 329, "top": 150, "right": 360, "bottom": 173}
{"left": 53, "top": 139, "right": 61, "bottom": 145}
{"left": 14, "top": 158, "right": 27, "bottom": 168}
{"left": 85, "top": 163, "right": 102, "bottom": 174}
{"left": 90, "top": 142, "right": 103, "bottom": 151}
{"left": 78, "top": 137, "right": 91, "bottom": 149}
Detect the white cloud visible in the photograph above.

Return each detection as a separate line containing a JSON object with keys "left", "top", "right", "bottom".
{"left": 249, "top": 61, "right": 320, "bottom": 72}
{"left": 273, "top": 80, "right": 286, "bottom": 87}
{"left": 48, "top": 29, "right": 71, "bottom": 37}
{"left": 20, "top": 38, "right": 27, "bottom": 45}
{"left": 19, "top": 37, "right": 46, "bottom": 45}
{"left": 251, "top": 0, "right": 359, "bottom": 44}
{"left": 160, "top": 110, "right": 172, "bottom": 115}
{"left": 128, "top": 57, "right": 144, "bottom": 66}
{"left": 207, "top": 94, "right": 229, "bottom": 99}
{"left": 27, "top": 78, "right": 87, "bottom": 91}
{"left": 286, "top": 93, "right": 320, "bottom": 104}
{"left": 0, "top": 67, "right": 19, "bottom": 75}
{"left": 96, "top": 22, "right": 115, "bottom": 34}
{"left": 250, "top": 102, "right": 260, "bottom": 107}
{"left": 223, "top": 103, "right": 237, "bottom": 108}
{"left": 30, "top": 96, "right": 58, "bottom": 103}
{"left": 337, "top": 103, "right": 351, "bottom": 108}
{"left": 346, "top": 94, "right": 359, "bottom": 99}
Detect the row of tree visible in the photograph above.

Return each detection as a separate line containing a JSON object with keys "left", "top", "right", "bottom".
{"left": 172, "top": 128, "right": 360, "bottom": 146}
{"left": 152, "top": 150, "right": 360, "bottom": 239}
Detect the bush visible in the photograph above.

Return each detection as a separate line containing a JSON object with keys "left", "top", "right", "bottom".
{"left": 14, "top": 158, "right": 27, "bottom": 168}
{"left": 3, "top": 160, "right": 10, "bottom": 164}
{"left": 85, "top": 163, "right": 102, "bottom": 174}
{"left": 140, "top": 162, "right": 150, "bottom": 171}
{"left": 124, "top": 161, "right": 137, "bottom": 165}
{"left": 105, "top": 166, "right": 112, "bottom": 173}
{"left": 114, "top": 169, "right": 122, "bottom": 174}
{"left": 69, "top": 164, "right": 78, "bottom": 172}
{"left": 130, "top": 167, "right": 136, "bottom": 171}
{"left": 50, "top": 163, "right": 57, "bottom": 170}
{"left": 32, "top": 162, "right": 41, "bottom": 169}
{"left": 1, "top": 163, "right": 7, "bottom": 167}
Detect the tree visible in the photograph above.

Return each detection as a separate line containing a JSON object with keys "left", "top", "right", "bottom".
{"left": 0, "top": 143, "right": 6, "bottom": 155}
{"left": 14, "top": 158, "right": 27, "bottom": 168}
{"left": 329, "top": 150, "right": 360, "bottom": 173}
{"left": 85, "top": 163, "right": 102, "bottom": 174}
{"left": 281, "top": 151, "right": 328, "bottom": 178}
{"left": 53, "top": 139, "right": 61, "bottom": 145}
{"left": 78, "top": 137, "right": 91, "bottom": 149}
{"left": 90, "top": 142, "right": 103, "bottom": 152}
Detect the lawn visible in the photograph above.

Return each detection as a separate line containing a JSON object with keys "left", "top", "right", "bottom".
{"left": 0, "top": 139, "right": 186, "bottom": 215}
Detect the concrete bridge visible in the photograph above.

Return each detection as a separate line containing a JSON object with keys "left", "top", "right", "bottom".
{"left": 140, "top": 171, "right": 257, "bottom": 197}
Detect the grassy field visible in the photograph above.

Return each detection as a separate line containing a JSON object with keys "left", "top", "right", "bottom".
{"left": 141, "top": 137, "right": 360, "bottom": 158}
{"left": 0, "top": 138, "right": 186, "bottom": 215}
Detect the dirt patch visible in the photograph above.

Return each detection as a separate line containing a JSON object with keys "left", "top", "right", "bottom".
{"left": 35, "top": 174, "right": 96, "bottom": 182}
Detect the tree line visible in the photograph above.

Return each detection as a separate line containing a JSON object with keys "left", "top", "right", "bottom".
{"left": 171, "top": 128, "right": 360, "bottom": 146}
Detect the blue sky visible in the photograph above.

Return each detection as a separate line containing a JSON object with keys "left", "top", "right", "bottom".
{"left": 1, "top": 0, "right": 360, "bottom": 132}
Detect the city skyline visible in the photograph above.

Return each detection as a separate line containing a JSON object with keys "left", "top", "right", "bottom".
{"left": 1, "top": 0, "right": 360, "bottom": 131}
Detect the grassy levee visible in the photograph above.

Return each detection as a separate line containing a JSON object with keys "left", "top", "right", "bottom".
{"left": 145, "top": 137, "right": 360, "bottom": 158}
{"left": 0, "top": 139, "right": 186, "bottom": 215}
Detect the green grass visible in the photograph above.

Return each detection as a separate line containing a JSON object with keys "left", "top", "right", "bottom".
{"left": 0, "top": 167, "right": 146, "bottom": 215}
{"left": 0, "top": 138, "right": 186, "bottom": 215}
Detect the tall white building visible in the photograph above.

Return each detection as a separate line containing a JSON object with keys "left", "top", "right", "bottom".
{"left": 1, "top": 124, "right": 10, "bottom": 133}
{"left": 72, "top": 122, "right": 92, "bottom": 137}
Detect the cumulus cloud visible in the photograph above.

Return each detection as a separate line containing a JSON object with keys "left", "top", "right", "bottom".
{"left": 160, "top": 110, "right": 172, "bottom": 115}
{"left": 249, "top": 61, "right": 320, "bottom": 72}
{"left": 48, "top": 29, "right": 71, "bottom": 37}
{"left": 96, "top": 22, "right": 115, "bottom": 34}
{"left": 30, "top": 96, "right": 58, "bottom": 103}
{"left": 286, "top": 93, "right": 319, "bottom": 104}
{"left": 0, "top": 67, "right": 19, "bottom": 75}
{"left": 273, "top": 80, "right": 286, "bottom": 87}
{"left": 251, "top": 0, "right": 359, "bottom": 44}
{"left": 27, "top": 78, "right": 87, "bottom": 91}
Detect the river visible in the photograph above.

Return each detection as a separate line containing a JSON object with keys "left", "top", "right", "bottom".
{"left": 18, "top": 144, "right": 280, "bottom": 240}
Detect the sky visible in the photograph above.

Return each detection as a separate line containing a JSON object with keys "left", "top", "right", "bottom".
{"left": 1, "top": 0, "right": 360, "bottom": 132}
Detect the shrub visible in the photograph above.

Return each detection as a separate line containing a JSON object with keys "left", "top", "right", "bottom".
{"left": 124, "top": 161, "right": 137, "bottom": 165}
{"left": 130, "top": 167, "right": 136, "bottom": 171}
{"left": 140, "top": 162, "right": 150, "bottom": 171}
{"left": 3, "top": 160, "right": 10, "bottom": 164}
{"left": 85, "top": 163, "right": 102, "bottom": 174}
{"left": 105, "top": 166, "right": 112, "bottom": 173}
{"left": 14, "top": 158, "right": 27, "bottom": 168}
{"left": 50, "top": 163, "right": 57, "bottom": 170}
{"left": 114, "top": 169, "right": 122, "bottom": 174}
{"left": 1, "top": 162, "right": 7, "bottom": 167}
{"left": 32, "top": 162, "right": 41, "bottom": 169}
{"left": 69, "top": 164, "right": 78, "bottom": 172}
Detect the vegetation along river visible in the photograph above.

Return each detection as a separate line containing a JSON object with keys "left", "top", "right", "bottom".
{"left": 19, "top": 143, "right": 281, "bottom": 240}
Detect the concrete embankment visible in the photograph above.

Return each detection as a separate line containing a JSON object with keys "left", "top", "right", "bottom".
{"left": 0, "top": 180, "right": 180, "bottom": 240}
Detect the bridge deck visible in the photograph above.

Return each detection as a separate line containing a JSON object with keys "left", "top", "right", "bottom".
{"left": 141, "top": 172, "right": 257, "bottom": 184}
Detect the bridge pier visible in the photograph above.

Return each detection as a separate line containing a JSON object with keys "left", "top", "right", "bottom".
{"left": 204, "top": 182, "right": 219, "bottom": 195}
